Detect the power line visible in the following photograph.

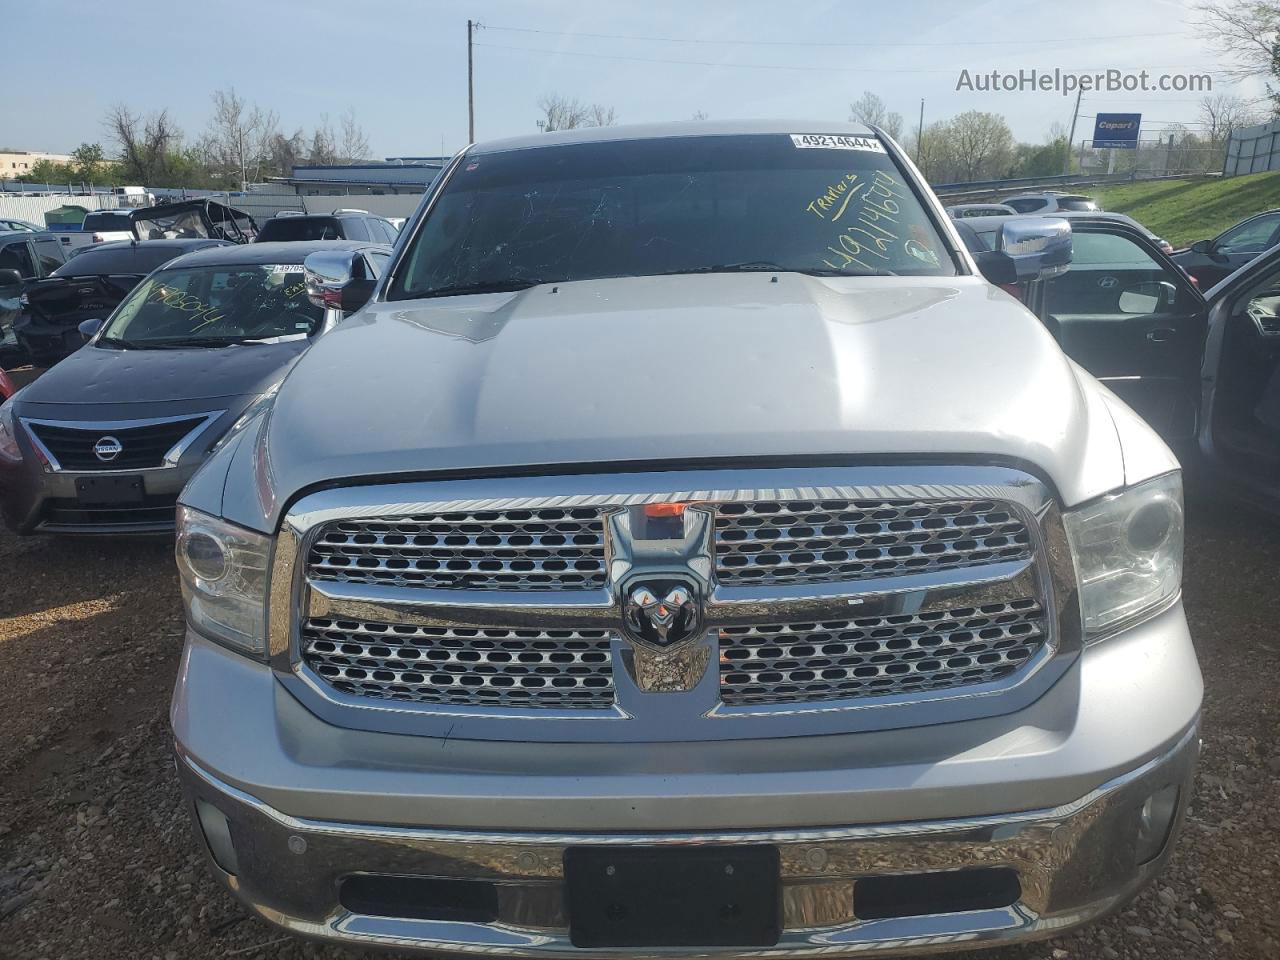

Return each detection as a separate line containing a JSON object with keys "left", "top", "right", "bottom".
{"left": 474, "top": 42, "right": 1214, "bottom": 76}
{"left": 484, "top": 23, "right": 1190, "bottom": 48}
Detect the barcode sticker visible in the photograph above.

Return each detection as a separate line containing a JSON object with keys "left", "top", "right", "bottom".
{"left": 790, "top": 134, "right": 886, "bottom": 152}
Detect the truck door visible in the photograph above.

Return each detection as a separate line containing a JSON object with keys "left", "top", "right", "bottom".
{"left": 1043, "top": 223, "right": 1207, "bottom": 444}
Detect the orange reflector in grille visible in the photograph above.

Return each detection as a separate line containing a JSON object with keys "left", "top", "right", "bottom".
{"left": 643, "top": 502, "right": 689, "bottom": 518}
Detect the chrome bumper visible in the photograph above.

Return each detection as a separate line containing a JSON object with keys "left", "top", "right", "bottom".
{"left": 177, "top": 723, "right": 1198, "bottom": 958}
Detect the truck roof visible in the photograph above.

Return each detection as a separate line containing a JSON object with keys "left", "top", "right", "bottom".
{"left": 471, "top": 119, "right": 880, "bottom": 156}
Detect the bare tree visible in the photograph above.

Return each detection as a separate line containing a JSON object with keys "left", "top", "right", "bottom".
{"left": 1194, "top": 2, "right": 1280, "bottom": 83}
{"left": 948, "top": 110, "right": 1014, "bottom": 181}
{"left": 337, "top": 107, "right": 370, "bottom": 163}
{"left": 537, "top": 94, "right": 617, "bottom": 132}
{"left": 268, "top": 129, "right": 308, "bottom": 176}
{"left": 105, "top": 104, "right": 179, "bottom": 184}
{"left": 308, "top": 116, "right": 337, "bottom": 165}
{"left": 202, "top": 88, "right": 279, "bottom": 189}
{"left": 691, "top": 110, "right": 709, "bottom": 121}
{"left": 849, "top": 91, "right": 904, "bottom": 141}
{"left": 586, "top": 103, "right": 617, "bottom": 127}
{"left": 1199, "top": 94, "right": 1264, "bottom": 144}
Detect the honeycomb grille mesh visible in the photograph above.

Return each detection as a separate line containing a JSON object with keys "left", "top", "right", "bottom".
{"left": 302, "top": 618, "right": 615, "bottom": 708}
{"left": 306, "top": 507, "right": 608, "bottom": 591}
{"left": 714, "top": 498, "right": 1032, "bottom": 586}
{"left": 718, "top": 599, "right": 1046, "bottom": 706}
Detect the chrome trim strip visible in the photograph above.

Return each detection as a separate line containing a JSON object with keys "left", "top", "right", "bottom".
{"left": 19, "top": 410, "right": 224, "bottom": 473}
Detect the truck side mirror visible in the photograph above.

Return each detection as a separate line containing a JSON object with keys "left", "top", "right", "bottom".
{"left": 998, "top": 217, "right": 1073, "bottom": 282}
{"left": 304, "top": 251, "right": 376, "bottom": 314}
{"left": 0, "top": 268, "right": 21, "bottom": 288}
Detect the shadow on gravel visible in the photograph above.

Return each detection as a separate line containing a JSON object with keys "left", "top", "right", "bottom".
{"left": 0, "top": 532, "right": 174, "bottom": 622}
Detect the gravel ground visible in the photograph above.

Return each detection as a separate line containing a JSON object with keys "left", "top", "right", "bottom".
{"left": 0, "top": 499, "right": 1277, "bottom": 960}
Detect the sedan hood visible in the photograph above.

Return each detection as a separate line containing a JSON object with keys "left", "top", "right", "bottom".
{"left": 17, "top": 338, "right": 310, "bottom": 409}
{"left": 244, "top": 273, "right": 1126, "bottom": 527}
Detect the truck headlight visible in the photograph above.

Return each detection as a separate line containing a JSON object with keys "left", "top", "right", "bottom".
{"left": 176, "top": 506, "right": 271, "bottom": 657}
{"left": 0, "top": 397, "right": 21, "bottom": 462}
{"left": 1063, "top": 472, "right": 1183, "bottom": 640}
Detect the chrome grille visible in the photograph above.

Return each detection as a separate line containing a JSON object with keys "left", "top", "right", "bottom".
{"left": 718, "top": 599, "right": 1046, "bottom": 706}
{"left": 307, "top": 507, "right": 608, "bottom": 591}
{"left": 302, "top": 618, "right": 615, "bottom": 709}
{"left": 714, "top": 498, "right": 1031, "bottom": 586}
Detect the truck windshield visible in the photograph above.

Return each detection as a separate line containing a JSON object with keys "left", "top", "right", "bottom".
{"left": 96, "top": 263, "right": 322, "bottom": 347}
{"left": 389, "top": 133, "right": 956, "bottom": 300}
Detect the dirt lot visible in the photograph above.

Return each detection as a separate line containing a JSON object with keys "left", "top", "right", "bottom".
{"left": 0, "top": 500, "right": 1277, "bottom": 960}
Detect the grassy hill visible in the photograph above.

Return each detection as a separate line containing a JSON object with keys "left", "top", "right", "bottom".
{"left": 1091, "top": 171, "right": 1280, "bottom": 248}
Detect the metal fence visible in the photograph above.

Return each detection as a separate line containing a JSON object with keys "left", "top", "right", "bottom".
{"left": 0, "top": 193, "right": 118, "bottom": 226}
{"left": 1224, "top": 120, "right": 1280, "bottom": 176}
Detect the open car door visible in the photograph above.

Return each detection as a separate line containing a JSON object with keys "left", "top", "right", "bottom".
{"left": 130, "top": 199, "right": 257, "bottom": 244}
{"left": 1034, "top": 219, "right": 1207, "bottom": 448}
{"left": 1197, "top": 244, "right": 1280, "bottom": 509}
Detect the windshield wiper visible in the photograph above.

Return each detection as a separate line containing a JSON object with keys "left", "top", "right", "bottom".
{"left": 123, "top": 336, "right": 265, "bottom": 349}
{"left": 96, "top": 336, "right": 152, "bottom": 350}
{"left": 417, "top": 278, "right": 546, "bottom": 299}
{"left": 657, "top": 262, "right": 898, "bottom": 278}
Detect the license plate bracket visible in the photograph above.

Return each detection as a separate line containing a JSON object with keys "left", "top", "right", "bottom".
{"left": 75, "top": 475, "right": 144, "bottom": 505}
{"left": 565, "top": 846, "right": 780, "bottom": 948}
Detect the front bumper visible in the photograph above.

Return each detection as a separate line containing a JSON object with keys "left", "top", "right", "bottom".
{"left": 178, "top": 725, "right": 1197, "bottom": 957}
{"left": 173, "top": 599, "right": 1202, "bottom": 956}
{"left": 0, "top": 456, "right": 189, "bottom": 534}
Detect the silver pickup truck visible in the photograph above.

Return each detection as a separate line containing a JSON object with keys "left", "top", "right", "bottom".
{"left": 170, "top": 121, "right": 1201, "bottom": 956}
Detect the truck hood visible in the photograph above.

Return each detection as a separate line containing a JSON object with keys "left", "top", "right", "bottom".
{"left": 243, "top": 273, "right": 1126, "bottom": 528}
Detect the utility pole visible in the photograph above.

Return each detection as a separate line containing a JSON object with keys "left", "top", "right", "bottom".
{"left": 916, "top": 99, "right": 925, "bottom": 162}
{"left": 1064, "top": 86, "right": 1083, "bottom": 177}
{"left": 467, "top": 19, "right": 477, "bottom": 144}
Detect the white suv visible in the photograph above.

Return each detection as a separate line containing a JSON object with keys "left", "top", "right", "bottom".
{"left": 1002, "top": 191, "right": 1100, "bottom": 214}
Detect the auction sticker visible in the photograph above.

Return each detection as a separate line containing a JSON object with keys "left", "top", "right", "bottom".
{"left": 790, "top": 134, "right": 885, "bottom": 152}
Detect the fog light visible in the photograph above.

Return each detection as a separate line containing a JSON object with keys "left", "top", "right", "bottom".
{"left": 195, "top": 799, "right": 240, "bottom": 875}
{"left": 1136, "top": 784, "right": 1180, "bottom": 864}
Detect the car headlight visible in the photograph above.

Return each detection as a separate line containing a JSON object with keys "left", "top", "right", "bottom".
{"left": 1063, "top": 472, "right": 1183, "bottom": 640}
{"left": 0, "top": 396, "right": 22, "bottom": 461}
{"left": 176, "top": 506, "right": 272, "bottom": 657}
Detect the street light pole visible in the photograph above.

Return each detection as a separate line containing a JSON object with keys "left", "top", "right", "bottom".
{"left": 1064, "top": 86, "right": 1083, "bottom": 177}
{"left": 916, "top": 99, "right": 924, "bottom": 162}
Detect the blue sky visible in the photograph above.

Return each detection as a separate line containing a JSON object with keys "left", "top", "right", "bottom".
{"left": 3, "top": 0, "right": 1260, "bottom": 158}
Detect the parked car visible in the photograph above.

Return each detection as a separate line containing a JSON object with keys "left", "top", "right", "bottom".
{"left": 946, "top": 202, "right": 1017, "bottom": 218}
{"left": 957, "top": 210, "right": 1172, "bottom": 256}
{"left": 47, "top": 199, "right": 257, "bottom": 254}
{"left": 0, "top": 240, "right": 390, "bottom": 535}
{"left": 0, "top": 369, "right": 14, "bottom": 401}
{"left": 1052, "top": 210, "right": 1173, "bottom": 254}
{"left": 1171, "top": 209, "right": 1280, "bottom": 288}
{"left": 1027, "top": 217, "right": 1280, "bottom": 508}
{"left": 13, "top": 238, "right": 230, "bottom": 366}
{"left": 0, "top": 218, "right": 43, "bottom": 233}
{"left": 170, "top": 121, "right": 1199, "bottom": 957}
{"left": 0, "top": 232, "right": 68, "bottom": 357}
{"left": 1003, "top": 191, "right": 1100, "bottom": 213}
{"left": 256, "top": 209, "right": 400, "bottom": 244}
